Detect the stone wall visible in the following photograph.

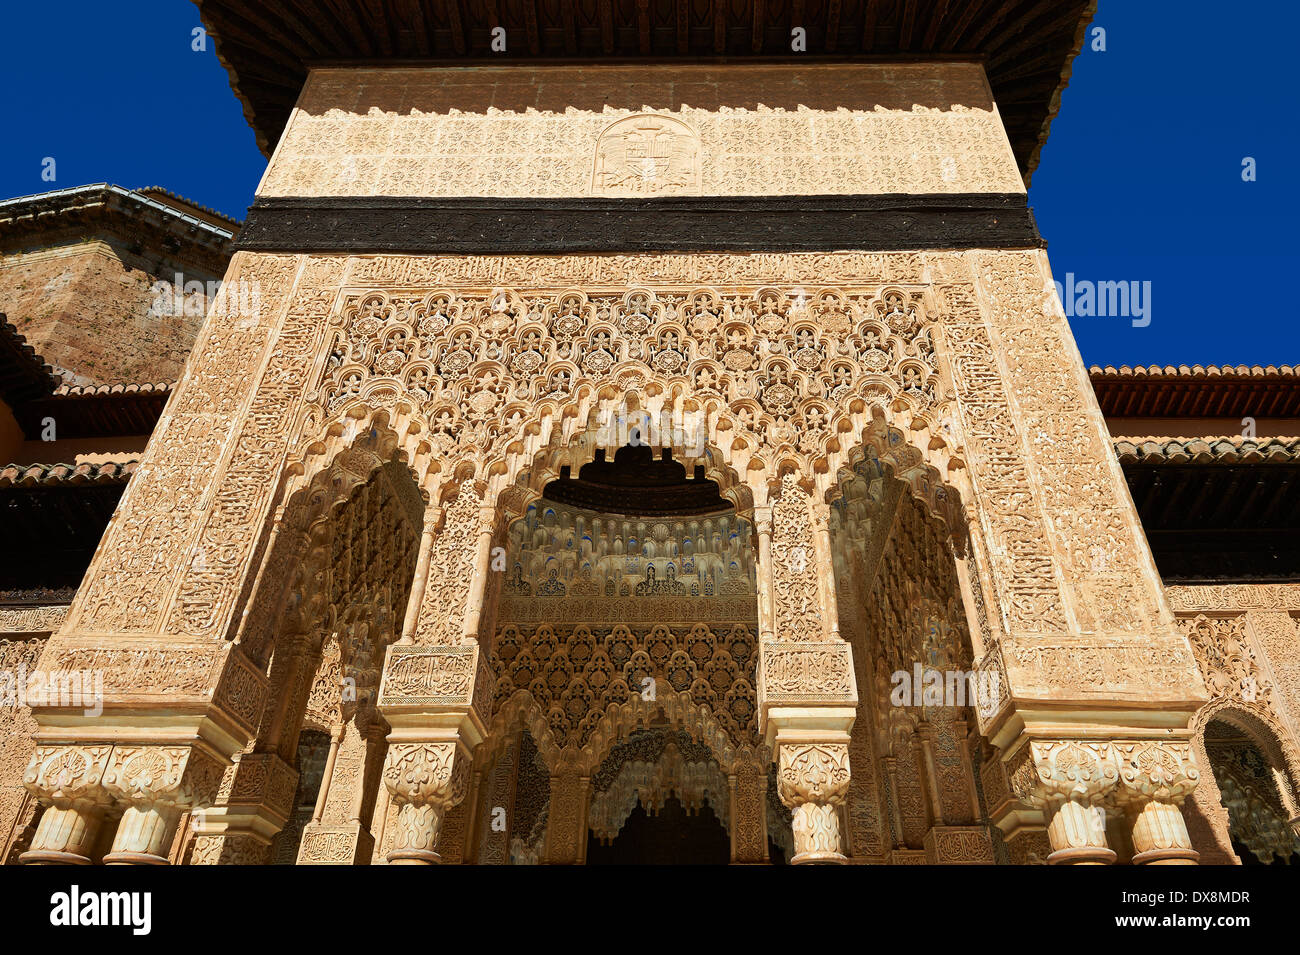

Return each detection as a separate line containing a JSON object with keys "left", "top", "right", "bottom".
{"left": 0, "top": 241, "right": 209, "bottom": 386}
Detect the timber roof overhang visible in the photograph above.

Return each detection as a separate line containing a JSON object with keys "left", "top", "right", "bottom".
{"left": 0, "top": 315, "right": 175, "bottom": 439}
{"left": 1089, "top": 364, "right": 1300, "bottom": 419}
{"left": 16, "top": 382, "right": 175, "bottom": 441}
{"left": 0, "top": 183, "right": 238, "bottom": 276}
{"left": 1115, "top": 437, "right": 1300, "bottom": 584}
{"left": 193, "top": 0, "right": 1095, "bottom": 182}
{"left": 0, "top": 462, "right": 131, "bottom": 591}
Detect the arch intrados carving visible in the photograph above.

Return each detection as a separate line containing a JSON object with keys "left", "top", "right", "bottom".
{"left": 492, "top": 413, "right": 756, "bottom": 528}
{"left": 1197, "top": 702, "right": 1300, "bottom": 808}
{"left": 483, "top": 686, "right": 756, "bottom": 777}
{"left": 286, "top": 402, "right": 435, "bottom": 505}
{"left": 822, "top": 409, "right": 967, "bottom": 546}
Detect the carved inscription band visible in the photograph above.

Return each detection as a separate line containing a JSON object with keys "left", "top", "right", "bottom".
{"left": 235, "top": 193, "right": 1044, "bottom": 254}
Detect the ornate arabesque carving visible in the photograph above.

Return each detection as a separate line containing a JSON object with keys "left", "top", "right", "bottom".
{"left": 264, "top": 86, "right": 1024, "bottom": 199}
{"left": 1204, "top": 724, "right": 1300, "bottom": 864}
{"left": 587, "top": 733, "right": 729, "bottom": 844}
{"left": 318, "top": 284, "right": 957, "bottom": 508}
{"left": 17, "top": 248, "right": 1214, "bottom": 865}
{"left": 489, "top": 625, "right": 760, "bottom": 767}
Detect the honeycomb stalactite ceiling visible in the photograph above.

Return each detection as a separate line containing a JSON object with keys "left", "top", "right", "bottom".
{"left": 194, "top": 0, "right": 1094, "bottom": 181}
{"left": 543, "top": 443, "right": 731, "bottom": 516}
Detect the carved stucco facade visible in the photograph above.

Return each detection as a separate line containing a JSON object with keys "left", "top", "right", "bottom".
{"left": 3, "top": 62, "right": 1295, "bottom": 865}
{"left": 258, "top": 63, "right": 1023, "bottom": 199}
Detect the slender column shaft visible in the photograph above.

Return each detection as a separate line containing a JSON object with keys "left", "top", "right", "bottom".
{"left": 461, "top": 507, "right": 497, "bottom": 641}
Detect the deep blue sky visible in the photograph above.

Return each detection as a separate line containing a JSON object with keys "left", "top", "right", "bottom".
{"left": 1, "top": 1, "right": 1295, "bottom": 368}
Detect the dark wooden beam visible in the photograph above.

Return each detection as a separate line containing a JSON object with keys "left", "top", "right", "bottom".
{"left": 921, "top": 0, "right": 948, "bottom": 49}
{"left": 327, "top": 0, "right": 379, "bottom": 57}
{"left": 444, "top": 0, "right": 467, "bottom": 55}
{"left": 401, "top": 0, "right": 432, "bottom": 56}
{"left": 638, "top": 0, "right": 653, "bottom": 54}
{"left": 899, "top": 0, "right": 916, "bottom": 51}
{"left": 523, "top": 0, "right": 542, "bottom": 55}
{"left": 860, "top": 0, "right": 882, "bottom": 51}
{"left": 825, "top": 0, "right": 842, "bottom": 52}
{"left": 562, "top": 0, "right": 579, "bottom": 56}
{"left": 966, "top": 0, "right": 1024, "bottom": 51}
{"left": 600, "top": 0, "right": 615, "bottom": 53}
{"left": 938, "top": 0, "right": 983, "bottom": 51}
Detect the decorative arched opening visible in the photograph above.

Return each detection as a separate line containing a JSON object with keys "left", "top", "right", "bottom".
{"left": 827, "top": 424, "right": 992, "bottom": 864}
{"left": 585, "top": 729, "right": 731, "bottom": 865}
{"left": 187, "top": 417, "right": 427, "bottom": 865}
{"left": 468, "top": 428, "right": 771, "bottom": 863}
{"left": 1200, "top": 712, "right": 1300, "bottom": 865}
{"left": 269, "top": 728, "right": 331, "bottom": 864}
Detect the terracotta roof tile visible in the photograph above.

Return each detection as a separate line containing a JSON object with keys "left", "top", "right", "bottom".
{"left": 1090, "top": 364, "right": 1297, "bottom": 378}
{"left": 51, "top": 381, "right": 175, "bottom": 398}
{"left": 1113, "top": 437, "right": 1300, "bottom": 465}
{"left": 0, "top": 459, "right": 137, "bottom": 488}
{"left": 1090, "top": 364, "right": 1300, "bottom": 418}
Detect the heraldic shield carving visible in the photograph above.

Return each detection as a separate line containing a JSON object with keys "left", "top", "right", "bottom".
{"left": 591, "top": 113, "right": 702, "bottom": 197}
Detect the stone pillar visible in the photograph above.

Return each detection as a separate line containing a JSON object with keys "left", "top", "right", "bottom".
{"left": 757, "top": 473, "right": 858, "bottom": 864}
{"left": 13, "top": 255, "right": 326, "bottom": 864}
{"left": 545, "top": 768, "right": 590, "bottom": 865}
{"left": 297, "top": 716, "right": 387, "bottom": 865}
{"left": 752, "top": 506, "right": 776, "bottom": 641}
{"left": 100, "top": 746, "right": 226, "bottom": 864}
{"left": 461, "top": 506, "right": 498, "bottom": 642}
{"left": 20, "top": 640, "right": 264, "bottom": 866}
{"left": 776, "top": 741, "right": 851, "bottom": 864}
{"left": 1116, "top": 741, "right": 1200, "bottom": 865}
{"left": 376, "top": 476, "right": 494, "bottom": 864}
{"left": 476, "top": 738, "right": 518, "bottom": 865}
{"left": 729, "top": 760, "right": 770, "bottom": 864}
{"left": 948, "top": 250, "right": 1209, "bottom": 858}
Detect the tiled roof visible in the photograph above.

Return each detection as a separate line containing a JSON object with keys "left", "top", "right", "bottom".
{"left": 0, "top": 460, "right": 137, "bottom": 488}
{"left": 1090, "top": 364, "right": 1297, "bottom": 378}
{"left": 0, "top": 313, "right": 62, "bottom": 406}
{"left": 135, "top": 186, "right": 242, "bottom": 230}
{"left": 51, "top": 381, "right": 174, "bottom": 398}
{"left": 1114, "top": 437, "right": 1300, "bottom": 465}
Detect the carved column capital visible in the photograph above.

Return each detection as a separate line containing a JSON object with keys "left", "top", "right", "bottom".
{"left": 20, "top": 744, "right": 113, "bottom": 864}
{"left": 1114, "top": 740, "right": 1201, "bottom": 865}
{"left": 382, "top": 739, "right": 471, "bottom": 864}
{"left": 1008, "top": 739, "right": 1119, "bottom": 865}
{"left": 776, "top": 741, "right": 851, "bottom": 864}
{"left": 100, "top": 745, "right": 226, "bottom": 809}
{"left": 98, "top": 745, "right": 226, "bottom": 865}
{"left": 1010, "top": 739, "right": 1119, "bottom": 807}
{"left": 1114, "top": 740, "right": 1200, "bottom": 805}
